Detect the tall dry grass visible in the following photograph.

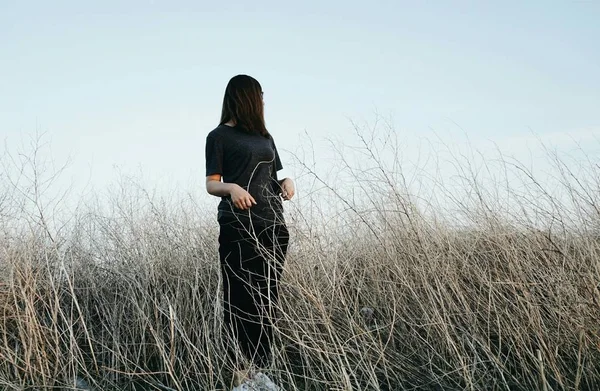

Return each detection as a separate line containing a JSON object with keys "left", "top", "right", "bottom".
{"left": 0, "top": 125, "right": 598, "bottom": 390}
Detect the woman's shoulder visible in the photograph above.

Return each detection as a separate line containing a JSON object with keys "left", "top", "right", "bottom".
{"left": 207, "top": 124, "right": 232, "bottom": 140}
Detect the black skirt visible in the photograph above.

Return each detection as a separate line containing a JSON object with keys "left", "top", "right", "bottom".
{"left": 218, "top": 220, "right": 289, "bottom": 367}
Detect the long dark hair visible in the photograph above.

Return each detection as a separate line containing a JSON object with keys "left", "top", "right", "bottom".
{"left": 220, "top": 75, "right": 269, "bottom": 137}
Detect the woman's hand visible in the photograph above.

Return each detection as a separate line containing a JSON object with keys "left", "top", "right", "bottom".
{"left": 229, "top": 184, "right": 257, "bottom": 210}
{"left": 280, "top": 178, "right": 295, "bottom": 201}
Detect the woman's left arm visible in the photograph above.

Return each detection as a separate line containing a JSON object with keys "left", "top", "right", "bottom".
{"left": 278, "top": 177, "right": 295, "bottom": 200}
{"left": 271, "top": 136, "right": 294, "bottom": 200}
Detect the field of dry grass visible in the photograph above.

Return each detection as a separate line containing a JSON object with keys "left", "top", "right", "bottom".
{"left": 0, "top": 126, "right": 598, "bottom": 390}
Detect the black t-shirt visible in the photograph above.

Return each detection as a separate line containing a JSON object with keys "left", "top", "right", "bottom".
{"left": 205, "top": 124, "right": 285, "bottom": 226}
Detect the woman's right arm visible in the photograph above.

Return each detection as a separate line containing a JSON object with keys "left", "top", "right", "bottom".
{"left": 206, "top": 174, "right": 234, "bottom": 197}
{"left": 206, "top": 175, "right": 256, "bottom": 210}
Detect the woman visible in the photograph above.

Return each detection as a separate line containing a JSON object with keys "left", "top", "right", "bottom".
{"left": 205, "top": 75, "right": 295, "bottom": 389}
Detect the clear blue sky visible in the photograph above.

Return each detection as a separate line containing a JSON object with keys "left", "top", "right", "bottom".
{"left": 1, "top": 1, "right": 599, "bottom": 214}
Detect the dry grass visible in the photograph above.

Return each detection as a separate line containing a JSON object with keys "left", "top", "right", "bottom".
{"left": 0, "top": 125, "right": 599, "bottom": 390}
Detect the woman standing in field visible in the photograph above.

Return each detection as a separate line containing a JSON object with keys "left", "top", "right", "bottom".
{"left": 205, "top": 74, "right": 295, "bottom": 390}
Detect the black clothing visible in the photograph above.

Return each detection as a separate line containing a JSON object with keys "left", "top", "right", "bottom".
{"left": 205, "top": 124, "right": 284, "bottom": 227}
{"left": 219, "top": 221, "right": 289, "bottom": 367}
{"left": 205, "top": 123, "right": 289, "bottom": 367}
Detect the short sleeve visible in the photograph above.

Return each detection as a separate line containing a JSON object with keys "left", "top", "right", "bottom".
{"left": 271, "top": 137, "right": 283, "bottom": 171}
{"left": 205, "top": 134, "right": 223, "bottom": 176}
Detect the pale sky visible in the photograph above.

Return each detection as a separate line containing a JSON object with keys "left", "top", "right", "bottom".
{"left": 1, "top": 1, "right": 599, "bottom": 222}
